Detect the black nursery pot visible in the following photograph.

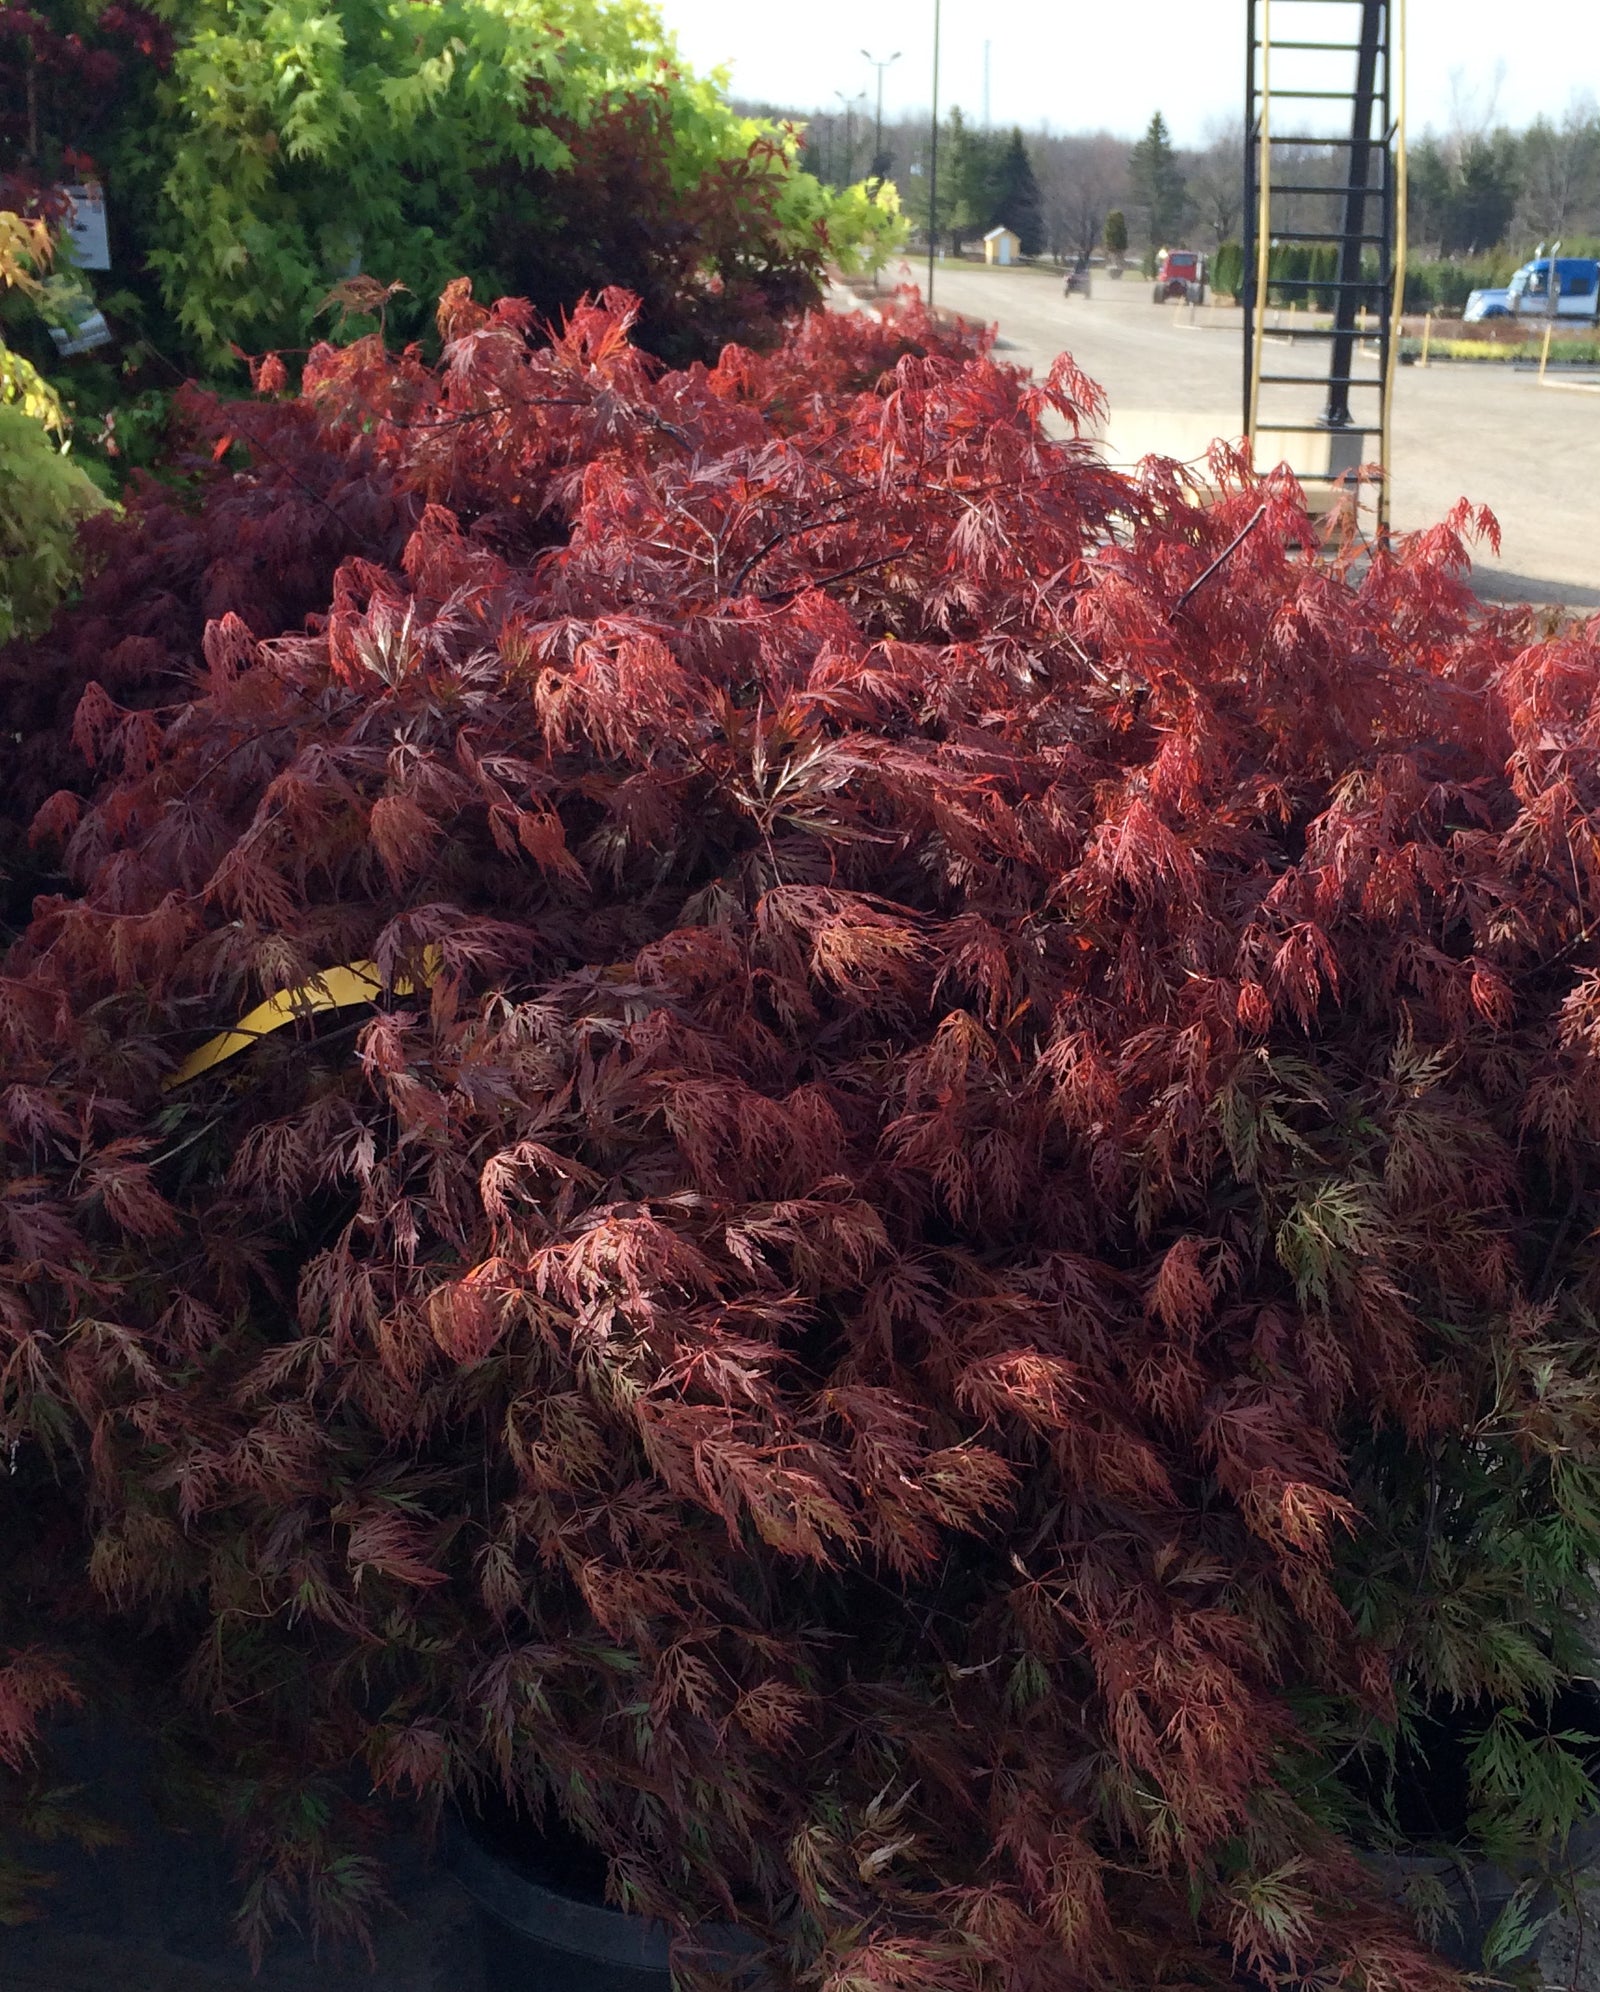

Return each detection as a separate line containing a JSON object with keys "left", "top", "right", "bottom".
{"left": 1350, "top": 1681, "right": 1600, "bottom": 1974}
{"left": 449, "top": 1796, "right": 762, "bottom": 1992}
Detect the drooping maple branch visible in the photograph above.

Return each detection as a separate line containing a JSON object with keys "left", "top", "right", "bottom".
{"left": 754, "top": 542, "right": 916, "bottom": 603}
{"left": 1170, "top": 504, "right": 1268, "bottom": 617}
{"left": 731, "top": 509, "right": 863, "bottom": 595}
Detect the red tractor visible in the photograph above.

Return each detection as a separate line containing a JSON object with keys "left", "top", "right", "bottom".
{"left": 1152, "top": 249, "right": 1205, "bottom": 304}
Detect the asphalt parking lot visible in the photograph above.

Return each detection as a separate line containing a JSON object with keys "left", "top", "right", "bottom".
{"left": 865, "top": 259, "right": 1599, "bottom": 610}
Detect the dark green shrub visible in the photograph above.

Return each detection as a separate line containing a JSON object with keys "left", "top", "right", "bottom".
{"left": 1211, "top": 238, "right": 1244, "bottom": 301}
{"left": 0, "top": 0, "right": 903, "bottom": 376}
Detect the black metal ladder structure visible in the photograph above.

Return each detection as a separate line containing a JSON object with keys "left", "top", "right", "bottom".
{"left": 1244, "top": 0, "right": 1407, "bottom": 532}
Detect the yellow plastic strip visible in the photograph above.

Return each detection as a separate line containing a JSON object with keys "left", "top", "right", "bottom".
{"left": 165, "top": 947, "right": 441, "bottom": 1090}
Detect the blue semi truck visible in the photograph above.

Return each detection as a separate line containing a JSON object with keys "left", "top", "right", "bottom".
{"left": 1464, "top": 245, "right": 1600, "bottom": 323}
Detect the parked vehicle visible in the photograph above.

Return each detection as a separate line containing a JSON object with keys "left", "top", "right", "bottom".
{"left": 1152, "top": 249, "right": 1205, "bottom": 303}
{"left": 1463, "top": 288, "right": 1513, "bottom": 321}
{"left": 1503, "top": 255, "right": 1600, "bottom": 320}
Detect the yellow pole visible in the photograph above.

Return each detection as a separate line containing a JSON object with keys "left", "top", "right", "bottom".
{"left": 1248, "top": 0, "right": 1273, "bottom": 453}
{"left": 1420, "top": 309, "right": 1432, "bottom": 368}
{"left": 1380, "top": 0, "right": 1407, "bottom": 536}
{"left": 1540, "top": 313, "right": 1555, "bottom": 381}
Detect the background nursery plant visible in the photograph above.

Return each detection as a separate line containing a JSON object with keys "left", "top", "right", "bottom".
{"left": 0, "top": 0, "right": 903, "bottom": 383}
{"left": 3, "top": 282, "right": 1600, "bottom": 1990}
{"left": 0, "top": 207, "right": 108, "bottom": 643}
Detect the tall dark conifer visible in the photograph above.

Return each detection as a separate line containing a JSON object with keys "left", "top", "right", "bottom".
{"left": 992, "top": 127, "right": 1044, "bottom": 256}
{"left": 1128, "top": 109, "right": 1187, "bottom": 246}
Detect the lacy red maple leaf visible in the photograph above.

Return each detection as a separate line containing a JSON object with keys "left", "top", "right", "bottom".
{"left": 0, "top": 283, "right": 1593, "bottom": 1991}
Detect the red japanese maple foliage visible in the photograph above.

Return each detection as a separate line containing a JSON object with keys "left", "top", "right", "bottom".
{"left": 0, "top": 383, "right": 418, "bottom": 930}
{"left": 0, "top": 1, "right": 172, "bottom": 202}
{"left": 3, "top": 282, "right": 1600, "bottom": 1991}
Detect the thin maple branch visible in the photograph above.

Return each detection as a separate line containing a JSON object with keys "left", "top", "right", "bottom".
{"left": 754, "top": 542, "right": 914, "bottom": 603}
{"left": 731, "top": 508, "right": 862, "bottom": 595}
{"left": 346, "top": 393, "right": 593, "bottom": 433}
{"left": 1170, "top": 505, "right": 1269, "bottom": 618}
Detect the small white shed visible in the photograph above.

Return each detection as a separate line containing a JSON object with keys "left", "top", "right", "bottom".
{"left": 982, "top": 225, "right": 1021, "bottom": 267}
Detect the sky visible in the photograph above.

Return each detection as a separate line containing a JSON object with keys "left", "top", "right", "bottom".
{"left": 653, "top": 0, "right": 1600, "bottom": 146}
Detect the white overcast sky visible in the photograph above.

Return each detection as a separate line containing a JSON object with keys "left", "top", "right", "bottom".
{"left": 654, "top": 0, "right": 1599, "bottom": 145}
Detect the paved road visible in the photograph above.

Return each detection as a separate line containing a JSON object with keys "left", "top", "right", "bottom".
{"left": 871, "top": 259, "right": 1598, "bottom": 609}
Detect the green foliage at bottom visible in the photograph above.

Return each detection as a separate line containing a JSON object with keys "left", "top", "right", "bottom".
{"left": 1401, "top": 335, "right": 1600, "bottom": 365}
{"left": 0, "top": 401, "right": 110, "bottom": 644}
{"left": 1403, "top": 252, "right": 1521, "bottom": 316}
{"left": 1212, "top": 240, "right": 1244, "bottom": 302}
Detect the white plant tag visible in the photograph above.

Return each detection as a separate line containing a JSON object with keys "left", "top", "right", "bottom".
{"left": 61, "top": 184, "right": 110, "bottom": 271}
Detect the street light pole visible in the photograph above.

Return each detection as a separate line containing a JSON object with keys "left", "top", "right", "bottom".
{"left": 861, "top": 48, "right": 901, "bottom": 175}
{"left": 834, "top": 88, "right": 865, "bottom": 184}
{"left": 927, "top": 0, "right": 941, "bottom": 305}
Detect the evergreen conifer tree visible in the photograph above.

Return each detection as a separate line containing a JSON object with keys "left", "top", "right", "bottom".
{"left": 946, "top": 109, "right": 999, "bottom": 253}
{"left": 992, "top": 128, "right": 1044, "bottom": 256}
{"left": 1128, "top": 110, "right": 1187, "bottom": 248}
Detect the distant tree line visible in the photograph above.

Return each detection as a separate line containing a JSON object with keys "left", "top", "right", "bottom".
{"left": 736, "top": 92, "right": 1600, "bottom": 273}
{"left": 1410, "top": 111, "right": 1600, "bottom": 254}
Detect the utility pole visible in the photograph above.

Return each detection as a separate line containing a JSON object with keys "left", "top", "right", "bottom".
{"left": 834, "top": 88, "right": 865, "bottom": 184}
{"left": 861, "top": 48, "right": 901, "bottom": 178}
{"left": 928, "top": 0, "right": 942, "bottom": 305}
{"left": 983, "top": 41, "right": 991, "bottom": 128}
